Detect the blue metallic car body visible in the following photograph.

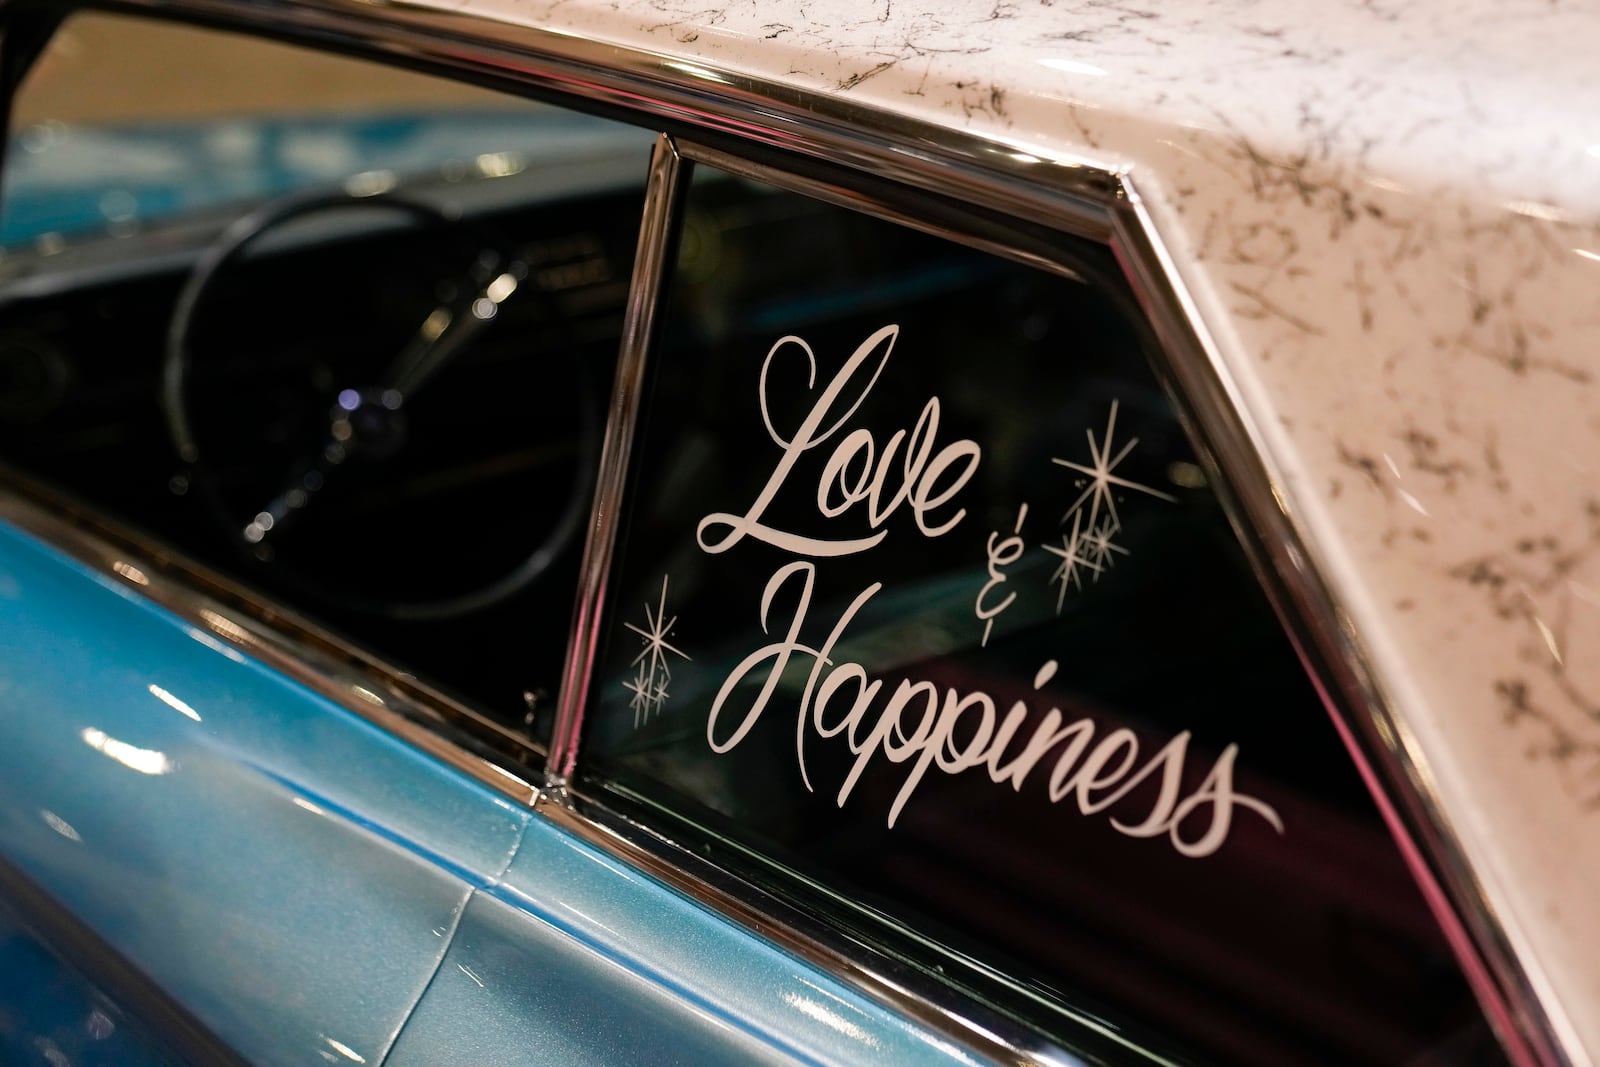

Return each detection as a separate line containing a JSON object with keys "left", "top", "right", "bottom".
{"left": 0, "top": 520, "right": 983, "bottom": 1065}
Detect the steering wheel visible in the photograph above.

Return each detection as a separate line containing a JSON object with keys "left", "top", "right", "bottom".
{"left": 160, "top": 187, "right": 599, "bottom": 621}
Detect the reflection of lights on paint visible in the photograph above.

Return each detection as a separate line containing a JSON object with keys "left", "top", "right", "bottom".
{"left": 1396, "top": 488, "right": 1430, "bottom": 516}
{"left": 149, "top": 683, "right": 201, "bottom": 722}
{"left": 112, "top": 560, "right": 149, "bottom": 586}
{"left": 1038, "top": 57, "right": 1108, "bottom": 76}
{"left": 1532, "top": 615, "right": 1564, "bottom": 665}
{"left": 81, "top": 728, "right": 171, "bottom": 775}
{"left": 781, "top": 993, "right": 878, "bottom": 1046}
{"left": 1505, "top": 199, "right": 1566, "bottom": 222}
{"left": 323, "top": 1036, "right": 366, "bottom": 1063}
{"left": 184, "top": 624, "right": 248, "bottom": 665}
{"left": 1575, "top": 247, "right": 1600, "bottom": 264}
{"left": 85, "top": 1009, "right": 116, "bottom": 1041}
{"left": 291, "top": 796, "right": 325, "bottom": 816}
{"left": 41, "top": 810, "right": 81, "bottom": 841}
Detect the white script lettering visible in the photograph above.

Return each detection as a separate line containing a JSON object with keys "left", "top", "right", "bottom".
{"left": 707, "top": 562, "right": 1284, "bottom": 856}
{"left": 696, "top": 325, "right": 981, "bottom": 558}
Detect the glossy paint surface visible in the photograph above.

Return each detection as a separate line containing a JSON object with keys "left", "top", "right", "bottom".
{"left": 389, "top": 816, "right": 997, "bottom": 1066}
{"left": 0, "top": 520, "right": 529, "bottom": 1066}
{"left": 391, "top": 1, "right": 1600, "bottom": 1060}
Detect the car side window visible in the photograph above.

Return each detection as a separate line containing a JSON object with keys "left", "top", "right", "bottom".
{"left": 0, "top": 13, "right": 656, "bottom": 732}
{"left": 579, "top": 159, "right": 1506, "bottom": 1065}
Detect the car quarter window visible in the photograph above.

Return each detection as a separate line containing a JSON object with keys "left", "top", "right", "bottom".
{"left": 0, "top": 12, "right": 656, "bottom": 734}
{"left": 577, "top": 157, "right": 1509, "bottom": 1066}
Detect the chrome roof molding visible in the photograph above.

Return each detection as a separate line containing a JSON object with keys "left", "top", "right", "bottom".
{"left": 0, "top": 0, "right": 1572, "bottom": 1062}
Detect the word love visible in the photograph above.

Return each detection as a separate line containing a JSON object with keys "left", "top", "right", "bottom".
{"left": 708, "top": 561, "right": 1284, "bottom": 858}
{"left": 697, "top": 324, "right": 981, "bottom": 558}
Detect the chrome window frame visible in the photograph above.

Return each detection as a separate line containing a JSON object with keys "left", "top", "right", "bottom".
{"left": 0, "top": 1, "right": 1565, "bottom": 1064}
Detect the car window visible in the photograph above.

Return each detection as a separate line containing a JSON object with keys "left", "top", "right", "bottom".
{"left": 0, "top": 13, "right": 656, "bottom": 734}
{"left": 578, "top": 160, "right": 1508, "bottom": 1065}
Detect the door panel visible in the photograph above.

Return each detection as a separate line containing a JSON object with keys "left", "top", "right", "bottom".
{"left": 0, "top": 519, "right": 528, "bottom": 1066}
{"left": 388, "top": 814, "right": 993, "bottom": 1067}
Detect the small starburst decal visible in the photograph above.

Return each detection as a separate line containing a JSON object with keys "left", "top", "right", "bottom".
{"left": 1044, "top": 510, "right": 1102, "bottom": 613}
{"left": 1082, "top": 516, "right": 1129, "bottom": 577}
{"left": 623, "top": 575, "right": 690, "bottom": 727}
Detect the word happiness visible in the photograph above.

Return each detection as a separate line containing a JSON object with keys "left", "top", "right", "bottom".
{"left": 695, "top": 324, "right": 1283, "bottom": 858}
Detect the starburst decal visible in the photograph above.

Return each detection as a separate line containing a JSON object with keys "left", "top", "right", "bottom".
{"left": 623, "top": 575, "right": 690, "bottom": 727}
{"left": 1052, "top": 399, "right": 1176, "bottom": 535}
{"left": 1043, "top": 510, "right": 1102, "bottom": 613}
{"left": 1044, "top": 401, "right": 1177, "bottom": 609}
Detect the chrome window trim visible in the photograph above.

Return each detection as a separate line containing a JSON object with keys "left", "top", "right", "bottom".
{"left": 547, "top": 132, "right": 683, "bottom": 786}
{"left": 0, "top": 1, "right": 1567, "bottom": 1063}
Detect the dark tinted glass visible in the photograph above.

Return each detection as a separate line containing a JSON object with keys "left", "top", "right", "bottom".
{"left": 581, "top": 165, "right": 1505, "bottom": 1065}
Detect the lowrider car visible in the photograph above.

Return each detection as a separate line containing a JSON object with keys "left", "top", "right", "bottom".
{"left": 0, "top": 1, "right": 1594, "bottom": 1065}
